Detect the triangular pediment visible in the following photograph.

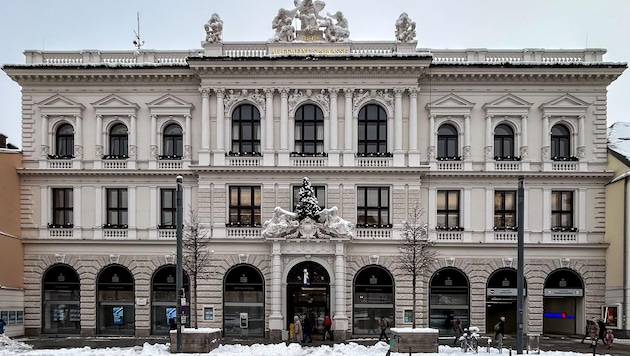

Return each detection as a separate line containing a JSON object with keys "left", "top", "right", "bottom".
{"left": 147, "top": 94, "right": 194, "bottom": 116}
{"left": 539, "top": 94, "right": 589, "bottom": 117}
{"left": 37, "top": 94, "right": 84, "bottom": 116}
{"left": 426, "top": 93, "right": 474, "bottom": 116}
{"left": 483, "top": 94, "right": 532, "bottom": 116}
{"left": 92, "top": 94, "right": 139, "bottom": 116}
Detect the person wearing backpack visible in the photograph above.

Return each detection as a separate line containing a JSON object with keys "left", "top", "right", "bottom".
{"left": 494, "top": 316, "right": 505, "bottom": 346}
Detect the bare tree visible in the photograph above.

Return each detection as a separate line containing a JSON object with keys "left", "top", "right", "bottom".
{"left": 183, "top": 207, "right": 212, "bottom": 328}
{"left": 399, "top": 202, "right": 436, "bottom": 328}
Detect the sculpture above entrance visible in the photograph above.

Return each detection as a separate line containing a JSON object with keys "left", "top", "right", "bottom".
{"left": 270, "top": 0, "right": 350, "bottom": 43}
{"left": 262, "top": 177, "right": 354, "bottom": 239}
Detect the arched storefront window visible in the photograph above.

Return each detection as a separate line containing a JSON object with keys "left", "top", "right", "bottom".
{"left": 223, "top": 264, "right": 265, "bottom": 337}
{"left": 543, "top": 268, "right": 584, "bottom": 335}
{"left": 353, "top": 265, "right": 394, "bottom": 334}
{"left": 151, "top": 266, "right": 190, "bottom": 335}
{"left": 286, "top": 261, "right": 330, "bottom": 335}
{"left": 486, "top": 268, "right": 527, "bottom": 334}
{"left": 42, "top": 264, "right": 81, "bottom": 334}
{"left": 97, "top": 265, "right": 135, "bottom": 335}
{"left": 429, "top": 268, "right": 470, "bottom": 333}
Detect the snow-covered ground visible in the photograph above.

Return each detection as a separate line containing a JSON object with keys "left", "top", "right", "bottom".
{"left": 0, "top": 335, "right": 621, "bottom": 356}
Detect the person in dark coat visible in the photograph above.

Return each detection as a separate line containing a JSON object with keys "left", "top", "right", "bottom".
{"left": 378, "top": 316, "right": 390, "bottom": 343}
{"left": 453, "top": 318, "right": 464, "bottom": 345}
{"left": 495, "top": 316, "right": 505, "bottom": 345}
{"left": 596, "top": 319, "right": 607, "bottom": 346}
{"left": 0, "top": 318, "right": 6, "bottom": 334}
{"left": 581, "top": 319, "right": 594, "bottom": 343}
{"left": 302, "top": 313, "right": 313, "bottom": 343}
{"left": 168, "top": 318, "right": 177, "bottom": 330}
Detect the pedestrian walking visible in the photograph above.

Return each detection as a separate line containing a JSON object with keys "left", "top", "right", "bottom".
{"left": 293, "top": 315, "right": 303, "bottom": 344}
{"left": 581, "top": 319, "right": 594, "bottom": 343}
{"left": 587, "top": 318, "right": 599, "bottom": 349}
{"left": 605, "top": 329, "right": 614, "bottom": 349}
{"left": 494, "top": 316, "right": 505, "bottom": 346}
{"left": 453, "top": 318, "right": 464, "bottom": 345}
{"left": 302, "top": 313, "right": 313, "bottom": 343}
{"left": 597, "top": 319, "right": 606, "bottom": 346}
{"left": 323, "top": 315, "right": 333, "bottom": 341}
{"left": 379, "top": 316, "right": 390, "bottom": 343}
{"left": 0, "top": 318, "right": 6, "bottom": 335}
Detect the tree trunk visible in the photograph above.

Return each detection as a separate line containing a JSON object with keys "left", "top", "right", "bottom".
{"left": 412, "top": 274, "right": 417, "bottom": 328}
{"left": 193, "top": 274, "right": 198, "bottom": 328}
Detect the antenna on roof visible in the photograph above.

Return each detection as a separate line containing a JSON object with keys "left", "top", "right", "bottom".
{"left": 133, "top": 12, "right": 145, "bottom": 50}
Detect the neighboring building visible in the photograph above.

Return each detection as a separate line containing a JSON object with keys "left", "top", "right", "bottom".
{"left": 606, "top": 122, "right": 630, "bottom": 338}
{"left": 0, "top": 133, "right": 24, "bottom": 337}
{"left": 2, "top": 3, "right": 626, "bottom": 339}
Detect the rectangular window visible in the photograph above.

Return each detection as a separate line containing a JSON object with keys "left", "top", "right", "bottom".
{"left": 160, "top": 188, "right": 176, "bottom": 228}
{"left": 229, "top": 186, "right": 261, "bottom": 226}
{"left": 106, "top": 188, "right": 128, "bottom": 228}
{"left": 404, "top": 309, "right": 413, "bottom": 323}
{"left": 551, "top": 191, "right": 574, "bottom": 230}
{"left": 52, "top": 188, "right": 73, "bottom": 227}
{"left": 204, "top": 306, "right": 214, "bottom": 321}
{"left": 494, "top": 191, "right": 516, "bottom": 230}
{"left": 357, "top": 187, "right": 390, "bottom": 227}
{"left": 292, "top": 185, "right": 326, "bottom": 211}
{"left": 437, "top": 190, "right": 461, "bottom": 230}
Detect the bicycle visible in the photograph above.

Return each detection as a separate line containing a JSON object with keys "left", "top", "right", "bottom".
{"left": 459, "top": 327, "right": 480, "bottom": 353}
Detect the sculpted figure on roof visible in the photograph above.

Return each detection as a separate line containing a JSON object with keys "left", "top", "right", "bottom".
{"left": 395, "top": 12, "right": 416, "bottom": 42}
{"left": 204, "top": 13, "right": 223, "bottom": 43}
{"left": 271, "top": 8, "right": 296, "bottom": 42}
{"left": 270, "top": 0, "right": 350, "bottom": 42}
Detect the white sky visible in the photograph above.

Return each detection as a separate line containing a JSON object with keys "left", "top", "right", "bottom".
{"left": 0, "top": 334, "right": 620, "bottom": 356}
{"left": 0, "top": 0, "right": 628, "bottom": 149}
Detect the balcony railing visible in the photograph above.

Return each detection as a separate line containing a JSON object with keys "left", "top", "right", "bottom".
{"left": 226, "top": 227, "right": 261, "bottom": 238}
{"left": 48, "top": 160, "right": 73, "bottom": 169}
{"left": 355, "top": 228, "right": 392, "bottom": 239}
{"left": 103, "top": 229, "right": 128, "bottom": 239}
{"left": 291, "top": 156, "right": 327, "bottom": 167}
{"left": 158, "top": 160, "right": 183, "bottom": 170}
{"left": 48, "top": 227, "right": 75, "bottom": 239}
{"left": 551, "top": 232, "right": 577, "bottom": 242}
{"left": 158, "top": 229, "right": 176, "bottom": 239}
{"left": 436, "top": 231, "right": 463, "bottom": 242}
{"left": 103, "top": 160, "right": 128, "bottom": 169}
{"left": 437, "top": 161, "right": 463, "bottom": 170}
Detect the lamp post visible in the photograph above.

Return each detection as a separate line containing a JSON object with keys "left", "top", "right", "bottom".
{"left": 176, "top": 175, "right": 183, "bottom": 352}
{"left": 517, "top": 176, "right": 525, "bottom": 353}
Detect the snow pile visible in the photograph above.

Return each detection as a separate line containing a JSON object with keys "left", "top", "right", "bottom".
{"left": 0, "top": 334, "right": 33, "bottom": 352}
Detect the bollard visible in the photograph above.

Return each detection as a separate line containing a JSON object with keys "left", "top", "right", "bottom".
{"left": 509, "top": 346, "right": 512, "bottom": 356}
{"left": 591, "top": 338, "right": 597, "bottom": 356}
{"left": 487, "top": 337, "right": 492, "bottom": 353}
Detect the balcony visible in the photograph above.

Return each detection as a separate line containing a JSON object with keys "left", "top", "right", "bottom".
{"left": 158, "top": 159, "right": 183, "bottom": 170}
{"left": 356, "top": 152, "right": 393, "bottom": 168}
{"left": 494, "top": 156, "right": 521, "bottom": 171}
{"left": 355, "top": 228, "right": 392, "bottom": 239}
{"left": 158, "top": 229, "right": 177, "bottom": 239}
{"left": 436, "top": 157, "right": 463, "bottom": 171}
{"left": 226, "top": 152, "right": 262, "bottom": 167}
{"left": 290, "top": 152, "right": 328, "bottom": 167}
{"left": 102, "top": 155, "right": 129, "bottom": 169}
{"left": 102, "top": 224, "right": 128, "bottom": 239}
{"left": 435, "top": 226, "right": 464, "bottom": 242}
{"left": 226, "top": 227, "right": 261, "bottom": 238}
{"left": 47, "top": 155, "right": 74, "bottom": 169}
{"left": 47, "top": 226, "right": 75, "bottom": 239}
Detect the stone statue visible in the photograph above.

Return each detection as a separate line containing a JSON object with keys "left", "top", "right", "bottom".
{"left": 290, "top": 0, "right": 327, "bottom": 32}
{"left": 262, "top": 206, "right": 299, "bottom": 238}
{"left": 395, "top": 12, "right": 416, "bottom": 42}
{"left": 319, "top": 206, "right": 353, "bottom": 237}
{"left": 324, "top": 11, "right": 350, "bottom": 42}
{"left": 204, "top": 13, "right": 223, "bottom": 43}
{"left": 303, "top": 269, "right": 310, "bottom": 285}
{"left": 271, "top": 8, "right": 296, "bottom": 42}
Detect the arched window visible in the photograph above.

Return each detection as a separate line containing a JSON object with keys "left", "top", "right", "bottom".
{"left": 429, "top": 268, "right": 470, "bottom": 334}
{"left": 437, "top": 124, "right": 459, "bottom": 159}
{"left": 108, "top": 123, "right": 128, "bottom": 157}
{"left": 42, "top": 264, "right": 80, "bottom": 334}
{"left": 353, "top": 266, "right": 394, "bottom": 334}
{"left": 294, "top": 104, "right": 324, "bottom": 155}
{"left": 551, "top": 124, "right": 571, "bottom": 160}
{"left": 97, "top": 265, "right": 134, "bottom": 335}
{"left": 151, "top": 265, "right": 189, "bottom": 335}
{"left": 162, "top": 124, "right": 183, "bottom": 158}
{"left": 55, "top": 124, "right": 74, "bottom": 158}
{"left": 494, "top": 124, "right": 515, "bottom": 159}
{"left": 358, "top": 104, "right": 388, "bottom": 155}
{"left": 224, "top": 264, "right": 265, "bottom": 337}
{"left": 231, "top": 104, "right": 261, "bottom": 155}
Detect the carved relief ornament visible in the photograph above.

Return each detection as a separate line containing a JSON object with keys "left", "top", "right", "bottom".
{"left": 288, "top": 89, "right": 330, "bottom": 116}
{"left": 223, "top": 89, "right": 266, "bottom": 117}
{"left": 352, "top": 89, "right": 394, "bottom": 118}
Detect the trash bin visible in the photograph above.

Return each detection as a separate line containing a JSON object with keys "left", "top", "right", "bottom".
{"left": 527, "top": 334, "right": 540, "bottom": 354}
{"left": 281, "top": 330, "right": 289, "bottom": 341}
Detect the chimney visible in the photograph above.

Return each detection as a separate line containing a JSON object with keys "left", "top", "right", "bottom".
{"left": 0, "top": 134, "right": 7, "bottom": 149}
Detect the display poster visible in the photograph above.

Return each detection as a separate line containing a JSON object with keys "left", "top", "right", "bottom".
{"left": 166, "top": 307, "right": 176, "bottom": 324}
{"left": 603, "top": 305, "right": 620, "bottom": 329}
{"left": 113, "top": 306, "right": 124, "bottom": 325}
{"left": 54, "top": 306, "right": 66, "bottom": 322}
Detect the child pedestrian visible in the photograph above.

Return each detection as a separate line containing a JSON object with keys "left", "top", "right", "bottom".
{"left": 605, "top": 329, "right": 614, "bottom": 349}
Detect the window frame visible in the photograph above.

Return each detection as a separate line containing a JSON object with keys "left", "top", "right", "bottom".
{"left": 293, "top": 104, "right": 325, "bottom": 155}
{"left": 54, "top": 123, "right": 75, "bottom": 159}
{"left": 437, "top": 190, "right": 462, "bottom": 231}
{"left": 228, "top": 186, "right": 261, "bottom": 227}
{"left": 493, "top": 124, "right": 516, "bottom": 160}
{"left": 159, "top": 188, "right": 176, "bottom": 229}
{"left": 107, "top": 123, "right": 129, "bottom": 159}
{"left": 356, "top": 186, "right": 391, "bottom": 228}
{"left": 105, "top": 188, "right": 128, "bottom": 228}
{"left": 551, "top": 124, "right": 571, "bottom": 160}
{"left": 437, "top": 124, "right": 460, "bottom": 160}
{"left": 231, "top": 104, "right": 261, "bottom": 156}
{"left": 51, "top": 188, "right": 73, "bottom": 228}
{"left": 551, "top": 190, "right": 575, "bottom": 231}
{"left": 161, "top": 123, "right": 183, "bottom": 159}
{"left": 357, "top": 104, "right": 389, "bottom": 156}
{"left": 494, "top": 190, "right": 517, "bottom": 231}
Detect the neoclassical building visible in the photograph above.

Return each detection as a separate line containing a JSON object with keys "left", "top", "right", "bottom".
{"left": 2, "top": 1, "right": 627, "bottom": 340}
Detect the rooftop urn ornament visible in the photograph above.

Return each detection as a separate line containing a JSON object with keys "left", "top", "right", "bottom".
{"left": 204, "top": 13, "right": 223, "bottom": 43}
{"left": 395, "top": 12, "right": 416, "bottom": 42}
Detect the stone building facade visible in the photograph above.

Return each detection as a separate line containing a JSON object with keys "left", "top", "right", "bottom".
{"left": 2, "top": 3, "right": 626, "bottom": 339}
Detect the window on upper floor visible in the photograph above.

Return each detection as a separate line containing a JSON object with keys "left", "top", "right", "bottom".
{"left": 228, "top": 186, "right": 261, "bottom": 227}
{"left": 357, "top": 187, "right": 390, "bottom": 228}
{"left": 231, "top": 104, "right": 261, "bottom": 156}
{"left": 52, "top": 124, "right": 74, "bottom": 159}
{"left": 494, "top": 190, "right": 516, "bottom": 231}
{"left": 161, "top": 124, "right": 183, "bottom": 159}
{"left": 551, "top": 190, "right": 575, "bottom": 232}
{"left": 437, "top": 190, "right": 461, "bottom": 231}
{"left": 494, "top": 124, "right": 517, "bottom": 160}
{"left": 437, "top": 124, "right": 460, "bottom": 160}
{"left": 358, "top": 104, "right": 389, "bottom": 157}
{"left": 106, "top": 123, "right": 128, "bottom": 159}
{"left": 105, "top": 188, "right": 128, "bottom": 228}
{"left": 160, "top": 188, "right": 176, "bottom": 229}
{"left": 293, "top": 104, "right": 325, "bottom": 156}
{"left": 50, "top": 188, "right": 73, "bottom": 228}
{"left": 551, "top": 124, "right": 573, "bottom": 160}
{"left": 292, "top": 185, "right": 326, "bottom": 211}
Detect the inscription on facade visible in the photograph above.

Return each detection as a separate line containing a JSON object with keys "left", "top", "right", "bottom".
{"left": 271, "top": 48, "right": 349, "bottom": 55}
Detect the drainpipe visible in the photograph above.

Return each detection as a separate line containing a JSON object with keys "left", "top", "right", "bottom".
{"left": 624, "top": 177, "right": 628, "bottom": 337}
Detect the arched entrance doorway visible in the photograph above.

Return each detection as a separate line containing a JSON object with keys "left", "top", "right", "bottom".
{"left": 353, "top": 265, "right": 394, "bottom": 335}
{"left": 223, "top": 264, "right": 265, "bottom": 337}
{"left": 429, "top": 268, "right": 470, "bottom": 333}
{"left": 486, "top": 268, "right": 527, "bottom": 334}
{"left": 150, "top": 265, "right": 190, "bottom": 335}
{"left": 287, "top": 261, "right": 330, "bottom": 335}
{"left": 543, "top": 268, "right": 584, "bottom": 335}
{"left": 42, "top": 264, "right": 81, "bottom": 334}
{"left": 97, "top": 265, "right": 135, "bottom": 335}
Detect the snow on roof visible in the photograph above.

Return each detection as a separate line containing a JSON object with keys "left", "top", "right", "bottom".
{"left": 608, "top": 121, "right": 630, "bottom": 160}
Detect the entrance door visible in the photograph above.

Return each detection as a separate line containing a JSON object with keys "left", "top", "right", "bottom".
{"left": 543, "top": 268, "right": 584, "bottom": 335}
{"left": 486, "top": 268, "right": 527, "bottom": 334}
{"left": 286, "top": 261, "right": 330, "bottom": 335}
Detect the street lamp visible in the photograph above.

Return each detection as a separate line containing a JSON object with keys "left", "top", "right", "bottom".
{"left": 517, "top": 176, "right": 524, "bottom": 353}
{"left": 176, "top": 175, "right": 183, "bottom": 352}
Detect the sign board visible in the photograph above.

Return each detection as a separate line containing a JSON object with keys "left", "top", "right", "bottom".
{"left": 113, "top": 306, "right": 123, "bottom": 325}
{"left": 486, "top": 288, "right": 527, "bottom": 297}
{"left": 544, "top": 288, "right": 583, "bottom": 297}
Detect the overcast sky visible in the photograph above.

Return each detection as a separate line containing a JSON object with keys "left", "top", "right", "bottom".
{"left": 1, "top": 0, "right": 628, "bottom": 149}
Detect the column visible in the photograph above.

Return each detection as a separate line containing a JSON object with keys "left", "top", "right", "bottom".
{"left": 278, "top": 88, "right": 289, "bottom": 165}
{"left": 408, "top": 89, "right": 420, "bottom": 166}
{"left": 94, "top": 115, "right": 103, "bottom": 169}
{"left": 128, "top": 114, "right": 137, "bottom": 169}
{"left": 215, "top": 88, "right": 226, "bottom": 165}
{"left": 463, "top": 114, "right": 472, "bottom": 170}
{"left": 484, "top": 114, "right": 493, "bottom": 161}
{"left": 520, "top": 115, "right": 530, "bottom": 170}
{"left": 198, "top": 88, "right": 211, "bottom": 165}
{"left": 74, "top": 115, "right": 83, "bottom": 158}
{"left": 268, "top": 242, "right": 284, "bottom": 338}
{"left": 334, "top": 242, "right": 348, "bottom": 340}
{"left": 542, "top": 115, "right": 550, "bottom": 160}
{"left": 343, "top": 88, "right": 354, "bottom": 166}
{"left": 41, "top": 115, "right": 49, "bottom": 156}
{"left": 578, "top": 114, "right": 585, "bottom": 155}
{"left": 150, "top": 115, "right": 157, "bottom": 158}
{"left": 184, "top": 114, "right": 192, "bottom": 162}
{"left": 328, "top": 89, "right": 339, "bottom": 166}
{"left": 428, "top": 114, "right": 435, "bottom": 161}
{"left": 393, "top": 89, "right": 404, "bottom": 166}
{"left": 264, "top": 88, "right": 275, "bottom": 166}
